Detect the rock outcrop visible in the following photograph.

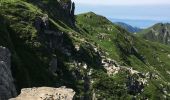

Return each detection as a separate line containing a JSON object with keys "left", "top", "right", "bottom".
{"left": 140, "top": 23, "right": 170, "bottom": 45}
{"left": 58, "top": 0, "right": 75, "bottom": 26}
{"left": 0, "top": 46, "right": 17, "bottom": 100}
{"left": 10, "top": 87, "right": 75, "bottom": 100}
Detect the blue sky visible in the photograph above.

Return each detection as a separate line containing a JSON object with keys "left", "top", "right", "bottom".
{"left": 72, "top": 0, "right": 170, "bottom": 28}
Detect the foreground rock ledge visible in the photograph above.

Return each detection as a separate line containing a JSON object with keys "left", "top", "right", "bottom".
{"left": 10, "top": 87, "right": 75, "bottom": 100}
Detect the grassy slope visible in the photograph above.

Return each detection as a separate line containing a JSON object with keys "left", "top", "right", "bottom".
{"left": 76, "top": 12, "right": 120, "bottom": 60}
{"left": 76, "top": 12, "right": 170, "bottom": 99}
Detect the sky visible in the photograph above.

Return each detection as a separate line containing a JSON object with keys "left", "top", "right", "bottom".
{"left": 72, "top": 0, "right": 170, "bottom": 28}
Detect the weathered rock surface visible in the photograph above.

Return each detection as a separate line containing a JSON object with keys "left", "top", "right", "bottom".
{"left": 0, "top": 46, "right": 17, "bottom": 100}
{"left": 10, "top": 87, "right": 75, "bottom": 100}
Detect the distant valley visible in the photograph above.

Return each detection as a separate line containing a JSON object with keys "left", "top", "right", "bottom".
{"left": 114, "top": 22, "right": 142, "bottom": 33}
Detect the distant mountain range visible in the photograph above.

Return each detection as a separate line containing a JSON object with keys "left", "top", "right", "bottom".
{"left": 114, "top": 22, "right": 142, "bottom": 33}
{"left": 110, "top": 18, "right": 167, "bottom": 28}
{"left": 137, "top": 23, "right": 170, "bottom": 45}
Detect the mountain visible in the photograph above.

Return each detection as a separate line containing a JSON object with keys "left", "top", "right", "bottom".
{"left": 115, "top": 22, "right": 142, "bottom": 33}
{"left": 110, "top": 18, "right": 160, "bottom": 28}
{"left": 138, "top": 23, "right": 170, "bottom": 45}
{"left": 0, "top": 0, "right": 170, "bottom": 100}
{"left": 76, "top": 12, "right": 170, "bottom": 99}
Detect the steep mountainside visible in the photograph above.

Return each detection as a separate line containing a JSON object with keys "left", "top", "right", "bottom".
{"left": 0, "top": 0, "right": 170, "bottom": 100}
{"left": 76, "top": 12, "right": 170, "bottom": 99}
{"left": 115, "top": 22, "right": 142, "bottom": 33}
{"left": 137, "top": 23, "right": 170, "bottom": 45}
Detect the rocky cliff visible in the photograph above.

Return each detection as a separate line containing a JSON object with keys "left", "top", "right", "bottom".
{"left": 0, "top": 46, "right": 17, "bottom": 100}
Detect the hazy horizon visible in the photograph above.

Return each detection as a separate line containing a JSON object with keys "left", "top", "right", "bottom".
{"left": 73, "top": 0, "right": 170, "bottom": 28}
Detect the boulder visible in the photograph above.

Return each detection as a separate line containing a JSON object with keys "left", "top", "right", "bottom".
{"left": 10, "top": 87, "right": 75, "bottom": 100}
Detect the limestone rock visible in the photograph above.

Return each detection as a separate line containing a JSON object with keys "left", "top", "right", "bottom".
{"left": 0, "top": 46, "right": 17, "bottom": 100}
{"left": 10, "top": 87, "right": 75, "bottom": 100}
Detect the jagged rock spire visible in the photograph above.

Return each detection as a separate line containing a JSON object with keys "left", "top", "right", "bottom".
{"left": 0, "top": 46, "right": 17, "bottom": 100}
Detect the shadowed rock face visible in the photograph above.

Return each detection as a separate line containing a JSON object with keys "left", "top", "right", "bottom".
{"left": 10, "top": 87, "right": 75, "bottom": 100}
{"left": 0, "top": 46, "right": 17, "bottom": 100}
{"left": 29, "top": 0, "right": 75, "bottom": 27}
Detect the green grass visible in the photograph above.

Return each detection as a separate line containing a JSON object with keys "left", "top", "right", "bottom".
{"left": 76, "top": 12, "right": 170, "bottom": 99}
